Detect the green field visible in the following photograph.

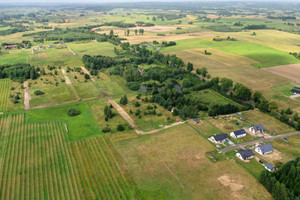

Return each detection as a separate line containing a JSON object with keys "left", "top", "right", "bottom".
{"left": 26, "top": 102, "right": 101, "bottom": 141}
{"left": 270, "top": 83, "right": 298, "bottom": 96}
{"left": 0, "top": 113, "right": 135, "bottom": 199}
{"left": 68, "top": 42, "right": 117, "bottom": 57}
{"left": 161, "top": 39, "right": 300, "bottom": 68}
{"left": 0, "top": 79, "right": 10, "bottom": 111}
{"left": 0, "top": 49, "right": 29, "bottom": 65}
{"left": 191, "top": 89, "right": 241, "bottom": 106}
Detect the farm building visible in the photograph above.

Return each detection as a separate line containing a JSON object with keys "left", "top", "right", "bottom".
{"left": 193, "top": 118, "right": 200, "bottom": 124}
{"left": 209, "top": 133, "right": 229, "bottom": 144}
{"left": 255, "top": 143, "right": 274, "bottom": 155}
{"left": 39, "top": 46, "right": 44, "bottom": 49}
{"left": 236, "top": 149, "right": 254, "bottom": 161}
{"left": 249, "top": 124, "right": 265, "bottom": 134}
{"left": 48, "top": 45, "right": 53, "bottom": 48}
{"left": 230, "top": 129, "right": 246, "bottom": 138}
{"left": 264, "top": 163, "right": 276, "bottom": 172}
{"left": 290, "top": 89, "right": 300, "bottom": 95}
{"left": 4, "top": 45, "right": 18, "bottom": 49}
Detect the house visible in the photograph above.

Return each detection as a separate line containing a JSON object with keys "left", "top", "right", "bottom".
{"left": 249, "top": 124, "right": 265, "bottom": 134}
{"left": 264, "top": 163, "right": 276, "bottom": 172}
{"left": 236, "top": 149, "right": 254, "bottom": 160}
{"left": 230, "top": 129, "right": 246, "bottom": 138}
{"left": 193, "top": 118, "right": 200, "bottom": 124}
{"left": 57, "top": 44, "right": 63, "bottom": 48}
{"left": 255, "top": 143, "right": 274, "bottom": 155}
{"left": 209, "top": 133, "right": 229, "bottom": 144}
{"left": 4, "top": 45, "right": 18, "bottom": 49}
{"left": 291, "top": 89, "right": 300, "bottom": 95}
{"left": 38, "top": 46, "right": 44, "bottom": 49}
{"left": 48, "top": 45, "right": 53, "bottom": 48}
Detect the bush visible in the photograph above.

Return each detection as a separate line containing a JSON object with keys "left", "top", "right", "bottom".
{"left": 102, "top": 126, "right": 111, "bottom": 133}
{"left": 117, "top": 124, "right": 125, "bottom": 131}
{"left": 34, "top": 90, "right": 45, "bottom": 95}
{"left": 67, "top": 109, "right": 81, "bottom": 116}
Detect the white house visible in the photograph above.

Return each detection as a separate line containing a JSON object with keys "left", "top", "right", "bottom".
{"left": 209, "top": 133, "right": 229, "bottom": 144}
{"left": 236, "top": 149, "right": 254, "bottom": 161}
{"left": 249, "top": 124, "right": 265, "bottom": 134}
{"left": 255, "top": 143, "right": 274, "bottom": 155}
{"left": 230, "top": 129, "right": 246, "bottom": 138}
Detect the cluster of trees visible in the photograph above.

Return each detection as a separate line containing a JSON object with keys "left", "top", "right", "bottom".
{"left": 23, "top": 27, "right": 121, "bottom": 44}
{"left": 0, "top": 64, "right": 39, "bottom": 81}
{"left": 125, "top": 29, "right": 144, "bottom": 36}
{"left": 259, "top": 157, "right": 300, "bottom": 200}
{"left": 82, "top": 55, "right": 116, "bottom": 71}
{"left": 244, "top": 24, "right": 267, "bottom": 30}
{"left": 1, "top": 41, "right": 32, "bottom": 49}
{"left": 161, "top": 41, "right": 176, "bottom": 47}
{"left": 68, "top": 109, "right": 81, "bottom": 116}
{"left": 119, "top": 95, "right": 128, "bottom": 105}
{"left": 212, "top": 36, "right": 237, "bottom": 41}
{"left": 0, "top": 26, "right": 28, "bottom": 36}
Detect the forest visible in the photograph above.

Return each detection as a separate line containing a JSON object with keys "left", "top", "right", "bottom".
{"left": 259, "top": 157, "right": 300, "bottom": 200}
{"left": 0, "top": 64, "right": 39, "bottom": 81}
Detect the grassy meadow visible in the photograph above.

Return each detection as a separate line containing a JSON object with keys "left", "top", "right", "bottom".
{"left": 68, "top": 42, "right": 117, "bottom": 57}
{"left": 113, "top": 124, "right": 272, "bottom": 200}
{"left": 26, "top": 102, "right": 101, "bottom": 141}
{"left": 0, "top": 79, "right": 10, "bottom": 111}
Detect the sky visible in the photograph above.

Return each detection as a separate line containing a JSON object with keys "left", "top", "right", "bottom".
{"left": 0, "top": 0, "right": 295, "bottom": 3}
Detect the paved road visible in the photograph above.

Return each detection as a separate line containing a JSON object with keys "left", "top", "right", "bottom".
{"left": 221, "top": 131, "right": 300, "bottom": 152}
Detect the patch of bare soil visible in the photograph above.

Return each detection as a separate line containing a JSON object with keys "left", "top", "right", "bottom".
{"left": 263, "top": 64, "right": 300, "bottom": 83}
{"left": 262, "top": 149, "right": 287, "bottom": 165}
{"left": 218, "top": 175, "right": 244, "bottom": 192}
{"left": 24, "top": 81, "right": 31, "bottom": 110}
{"left": 129, "top": 25, "right": 177, "bottom": 32}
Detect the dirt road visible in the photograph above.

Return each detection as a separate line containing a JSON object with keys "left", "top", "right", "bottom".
{"left": 61, "top": 69, "right": 80, "bottom": 100}
{"left": 221, "top": 131, "right": 300, "bottom": 152}
{"left": 66, "top": 44, "right": 76, "bottom": 55}
{"left": 81, "top": 66, "right": 185, "bottom": 135}
{"left": 24, "top": 81, "right": 31, "bottom": 110}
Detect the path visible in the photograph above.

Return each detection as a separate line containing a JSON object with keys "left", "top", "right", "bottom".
{"left": 24, "top": 81, "right": 31, "bottom": 110}
{"left": 81, "top": 66, "right": 185, "bottom": 135}
{"left": 221, "top": 131, "right": 300, "bottom": 152}
{"left": 66, "top": 44, "right": 76, "bottom": 55}
{"left": 290, "top": 94, "right": 300, "bottom": 99}
{"left": 61, "top": 69, "right": 80, "bottom": 100}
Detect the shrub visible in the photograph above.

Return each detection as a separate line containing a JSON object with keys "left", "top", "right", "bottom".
{"left": 68, "top": 109, "right": 81, "bottom": 116}
{"left": 102, "top": 126, "right": 111, "bottom": 133}
{"left": 34, "top": 90, "right": 45, "bottom": 95}
{"left": 117, "top": 124, "right": 125, "bottom": 131}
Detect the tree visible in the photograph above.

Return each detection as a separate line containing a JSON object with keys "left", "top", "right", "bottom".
{"left": 187, "top": 62, "right": 193, "bottom": 72}
{"left": 134, "top": 29, "right": 138, "bottom": 35}
{"left": 104, "top": 105, "right": 113, "bottom": 119}
{"left": 117, "top": 124, "right": 125, "bottom": 131}
{"left": 139, "top": 29, "right": 144, "bottom": 35}
{"left": 120, "top": 95, "right": 128, "bottom": 105}
{"left": 152, "top": 16, "right": 156, "bottom": 21}
{"left": 134, "top": 101, "right": 140, "bottom": 107}
{"left": 84, "top": 74, "right": 90, "bottom": 80}
{"left": 68, "top": 109, "right": 81, "bottom": 116}
{"left": 109, "top": 29, "right": 114, "bottom": 35}
{"left": 279, "top": 114, "right": 289, "bottom": 123}
{"left": 126, "top": 29, "right": 130, "bottom": 36}
{"left": 233, "top": 83, "right": 252, "bottom": 101}
{"left": 220, "top": 78, "right": 233, "bottom": 92}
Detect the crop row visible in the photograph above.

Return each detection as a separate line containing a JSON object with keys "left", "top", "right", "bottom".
{"left": 0, "top": 113, "right": 135, "bottom": 199}
{"left": 0, "top": 79, "right": 10, "bottom": 111}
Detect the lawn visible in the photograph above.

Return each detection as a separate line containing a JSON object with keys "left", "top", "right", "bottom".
{"left": 68, "top": 42, "right": 117, "bottom": 57}
{"left": 0, "top": 49, "right": 29, "bottom": 65}
{"left": 190, "top": 89, "right": 242, "bottom": 107}
{"left": 161, "top": 38, "right": 300, "bottom": 68}
{"left": 271, "top": 134, "right": 300, "bottom": 160}
{"left": 242, "top": 110, "right": 295, "bottom": 134}
{"left": 96, "top": 72, "right": 137, "bottom": 99}
{"left": 113, "top": 124, "right": 272, "bottom": 200}
{"left": 270, "top": 83, "right": 297, "bottom": 96}
{"left": 25, "top": 101, "right": 101, "bottom": 141}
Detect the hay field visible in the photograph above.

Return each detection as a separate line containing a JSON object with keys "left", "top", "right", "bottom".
{"left": 263, "top": 64, "right": 300, "bottom": 83}
{"left": 169, "top": 49, "right": 290, "bottom": 90}
{"left": 68, "top": 42, "right": 117, "bottom": 57}
{"left": 113, "top": 124, "right": 272, "bottom": 200}
{"left": 161, "top": 38, "right": 300, "bottom": 68}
